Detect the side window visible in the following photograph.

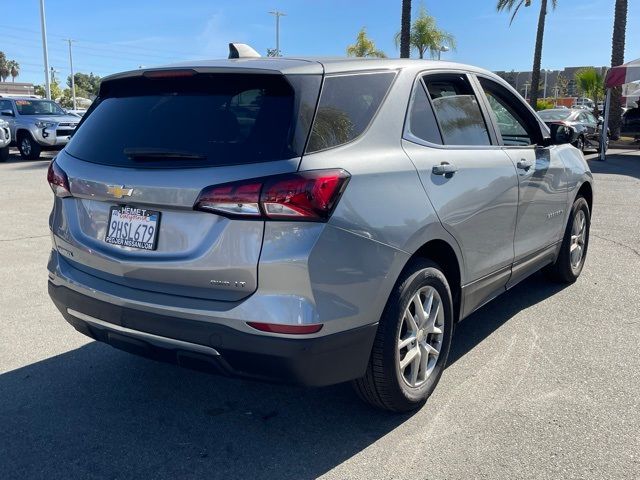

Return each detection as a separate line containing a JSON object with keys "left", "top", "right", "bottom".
{"left": 406, "top": 79, "right": 443, "bottom": 145}
{"left": 423, "top": 74, "right": 491, "bottom": 146}
{"left": 479, "top": 77, "right": 539, "bottom": 146}
{"left": 0, "top": 100, "right": 13, "bottom": 113}
{"left": 306, "top": 72, "right": 395, "bottom": 153}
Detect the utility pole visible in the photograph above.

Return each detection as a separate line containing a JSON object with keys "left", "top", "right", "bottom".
{"left": 39, "top": 0, "right": 51, "bottom": 99}
{"left": 543, "top": 69, "right": 548, "bottom": 99}
{"left": 65, "top": 39, "right": 76, "bottom": 109}
{"left": 524, "top": 82, "right": 530, "bottom": 101}
{"left": 268, "top": 10, "right": 286, "bottom": 57}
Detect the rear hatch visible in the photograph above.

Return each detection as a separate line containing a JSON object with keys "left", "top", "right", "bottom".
{"left": 53, "top": 68, "right": 322, "bottom": 301}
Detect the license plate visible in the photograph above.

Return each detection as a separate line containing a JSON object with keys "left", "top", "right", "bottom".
{"left": 105, "top": 206, "right": 160, "bottom": 251}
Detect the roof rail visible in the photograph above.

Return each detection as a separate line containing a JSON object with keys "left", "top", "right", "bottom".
{"left": 228, "top": 43, "right": 261, "bottom": 59}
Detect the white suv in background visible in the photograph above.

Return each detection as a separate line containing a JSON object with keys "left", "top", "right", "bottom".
{"left": 0, "top": 97, "right": 79, "bottom": 160}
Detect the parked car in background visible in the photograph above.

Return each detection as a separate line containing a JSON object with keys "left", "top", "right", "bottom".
{"left": 47, "top": 52, "right": 593, "bottom": 412}
{"left": 573, "top": 97, "right": 594, "bottom": 110}
{"left": 0, "top": 97, "right": 80, "bottom": 159}
{"left": 538, "top": 108, "right": 608, "bottom": 152}
{"left": 622, "top": 100, "right": 640, "bottom": 140}
{"left": 0, "top": 118, "right": 10, "bottom": 162}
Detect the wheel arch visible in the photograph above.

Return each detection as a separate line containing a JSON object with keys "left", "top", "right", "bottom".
{"left": 408, "top": 239, "right": 462, "bottom": 322}
{"left": 15, "top": 128, "right": 32, "bottom": 141}
{"left": 576, "top": 180, "right": 593, "bottom": 214}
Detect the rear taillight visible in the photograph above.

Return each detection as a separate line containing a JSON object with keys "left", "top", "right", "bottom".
{"left": 194, "top": 169, "right": 350, "bottom": 222}
{"left": 47, "top": 160, "right": 71, "bottom": 198}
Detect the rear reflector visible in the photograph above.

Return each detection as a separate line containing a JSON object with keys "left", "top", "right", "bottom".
{"left": 193, "top": 169, "right": 350, "bottom": 221}
{"left": 47, "top": 160, "right": 71, "bottom": 197}
{"left": 247, "top": 322, "right": 323, "bottom": 334}
{"left": 143, "top": 69, "right": 197, "bottom": 79}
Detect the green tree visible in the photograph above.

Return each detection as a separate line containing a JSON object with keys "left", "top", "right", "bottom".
{"left": 399, "top": 0, "right": 412, "bottom": 58}
{"left": 609, "top": 0, "right": 627, "bottom": 139}
{"left": 35, "top": 81, "right": 63, "bottom": 100}
{"left": 50, "top": 81, "right": 63, "bottom": 101}
{"left": 575, "top": 68, "right": 604, "bottom": 115}
{"left": 497, "top": 0, "right": 558, "bottom": 110}
{"left": 7, "top": 60, "right": 19, "bottom": 82}
{"left": 0, "top": 51, "right": 9, "bottom": 82}
{"left": 346, "top": 28, "right": 387, "bottom": 58}
{"left": 67, "top": 72, "right": 101, "bottom": 97}
{"left": 395, "top": 6, "right": 456, "bottom": 59}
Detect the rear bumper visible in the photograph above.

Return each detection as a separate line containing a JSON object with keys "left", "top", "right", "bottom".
{"left": 49, "top": 282, "right": 378, "bottom": 387}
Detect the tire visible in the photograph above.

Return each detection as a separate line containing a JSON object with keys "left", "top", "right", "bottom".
{"left": 18, "top": 133, "right": 41, "bottom": 160}
{"left": 544, "top": 196, "right": 590, "bottom": 283}
{"left": 0, "top": 146, "right": 8, "bottom": 162}
{"left": 573, "top": 135, "right": 585, "bottom": 153}
{"left": 353, "top": 259, "right": 454, "bottom": 412}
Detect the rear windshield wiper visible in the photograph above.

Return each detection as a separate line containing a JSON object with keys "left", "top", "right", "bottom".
{"left": 123, "top": 148, "right": 206, "bottom": 161}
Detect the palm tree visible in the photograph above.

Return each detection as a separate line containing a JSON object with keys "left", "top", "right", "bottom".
{"left": 400, "top": 0, "right": 412, "bottom": 58}
{"left": 609, "top": 0, "right": 628, "bottom": 139}
{"left": 497, "top": 0, "right": 558, "bottom": 110}
{"left": 0, "top": 51, "right": 9, "bottom": 82}
{"left": 7, "top": 60, "right": 19, "bottom": 83}
{"left": 395, "top": 6, "right": 456, "bottom": 59}
{"left": 346, "top": 28, "right": 387, "bottom": 58}
{"left": 575, "top": 68, "right": 604, "bottom": 115}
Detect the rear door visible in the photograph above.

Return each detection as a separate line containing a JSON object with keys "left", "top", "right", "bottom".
{"left": 52, "top": 70, "right": 321, "bottom": 302}
{"left": 475, "top": 75, "right": 568, "bottom": 287}
{"left": 402, "top": 72, "right": 519, "bottom": 316}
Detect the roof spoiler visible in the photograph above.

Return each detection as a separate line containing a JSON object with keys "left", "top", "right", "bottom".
{"left": 228, "top": 43, "right": 261, "bottom": 59}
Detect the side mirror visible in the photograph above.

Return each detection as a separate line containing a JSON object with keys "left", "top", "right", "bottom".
{"left": 547, "top": 124, "right": 576, "bottom": 145}
{"left": 0, "top": 109, "right": 14, "bottom": 117}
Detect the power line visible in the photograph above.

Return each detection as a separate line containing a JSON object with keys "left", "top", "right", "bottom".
{"left": 0, "top": 23, "right": 196, "bottom": 58}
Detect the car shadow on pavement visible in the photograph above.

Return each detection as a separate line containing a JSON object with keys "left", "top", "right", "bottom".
{"left": 0, "top": 273, "right": 569, "bottom": 480}
{"left": 0, "top": 340, "right": 409, "bottom": 480}
{"left": 448, "top": 271, "right": 567, "bottom": 366}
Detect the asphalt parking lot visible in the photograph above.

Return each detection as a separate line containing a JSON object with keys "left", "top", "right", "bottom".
{"left": 0, "top": 148, "right": 639, "bottom": 480}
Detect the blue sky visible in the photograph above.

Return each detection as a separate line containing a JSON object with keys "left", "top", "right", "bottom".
{"left": 2, "top": 0, "right": 638, "bottom": 86}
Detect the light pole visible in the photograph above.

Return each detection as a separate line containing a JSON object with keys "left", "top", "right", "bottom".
{"left": 437, "top": 45, "right": 449, "bottom": 60}
{"left": 268, "top": 10, "right": 286, "bottom": 57}
{"left": 543, "top": 69, "right": 549, "bottom": 99}
{"left": 65, "top": 39, "right": 76, "bottom": 110}
{"left": 39, "top": 0, "right": 51, "bottom": 99}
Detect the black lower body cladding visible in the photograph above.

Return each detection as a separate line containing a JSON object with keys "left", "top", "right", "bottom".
{"left": 48, "top": 283, "right": 377, "bottom": 387}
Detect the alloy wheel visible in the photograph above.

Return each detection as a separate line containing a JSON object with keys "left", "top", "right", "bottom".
{"left": 570, "top": 209, "right": 587, "bottom": 269}
{"left": 20, "top": 137, "right": 31, "bottom": 156}
{"left": 397, "top": 286, "right": 445, "bottom": 388}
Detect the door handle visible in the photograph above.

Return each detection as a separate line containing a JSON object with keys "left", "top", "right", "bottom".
{"left": 432, "top": 162, "right": 458, "bottom": 176}
{"left": 516, "top": 159, "right": 533, "bottom": 171}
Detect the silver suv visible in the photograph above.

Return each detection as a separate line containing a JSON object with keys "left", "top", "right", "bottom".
{"left": 47, "top": 54, "right": 593, "bottom": 412}
{"left": 0, "top": 97, "right": 79, "bottom": 159}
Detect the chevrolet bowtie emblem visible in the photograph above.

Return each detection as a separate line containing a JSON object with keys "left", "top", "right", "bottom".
{"left": 106, "top": 185, "right": 134, "bottom": 199}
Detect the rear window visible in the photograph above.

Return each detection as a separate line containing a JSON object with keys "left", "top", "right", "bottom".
{"left": 537, "top": 109, "right": 573, "bottom": 121}
{"left": 306, "top": 72, "right": 396, "bottom": 153}
{"left": 66, "top": 73, "right": 320, "bottom": 168}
